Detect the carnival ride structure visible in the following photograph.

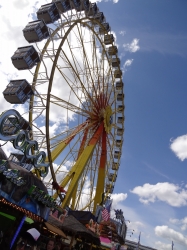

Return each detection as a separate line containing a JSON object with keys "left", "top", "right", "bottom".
{"left": 1, "top": 0, "right": 125, "bottom": 215}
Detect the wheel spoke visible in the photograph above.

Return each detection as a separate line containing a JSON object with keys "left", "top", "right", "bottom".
{"left": 40, "top": 93, "right": 91, "bottom": 118}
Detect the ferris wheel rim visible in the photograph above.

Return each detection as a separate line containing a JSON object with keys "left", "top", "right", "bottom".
{"left": 26, "top": 4, "right": 124, "bottom": 211}
{"left": 44, "top": 18, "right": 117, "bottom": 184}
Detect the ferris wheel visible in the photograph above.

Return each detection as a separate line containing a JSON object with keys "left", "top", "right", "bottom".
{"left": 3, "top": 0, "right": 125, "bottom": 213}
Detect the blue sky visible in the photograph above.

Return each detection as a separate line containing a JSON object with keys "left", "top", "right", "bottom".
{"left": 99, "top": 1, "right": 187, "bottom": 250}
{"left": 0, "top": 0, "right": 187, "bottom": 250}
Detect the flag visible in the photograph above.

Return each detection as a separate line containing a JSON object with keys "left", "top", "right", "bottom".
{"left": 102, "top": 199, "right": 112, "bottom": 221}
{"left": 102, "top": 207, "right": 110, "bottom": 221}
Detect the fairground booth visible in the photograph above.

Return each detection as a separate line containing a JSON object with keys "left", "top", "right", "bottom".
{"left": 0, "top": 147, "right": 67, "bottom": 249}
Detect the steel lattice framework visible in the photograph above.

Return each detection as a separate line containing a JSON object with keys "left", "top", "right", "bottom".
{"left": 8, "top": 1, "right": 125, "bottom": 213}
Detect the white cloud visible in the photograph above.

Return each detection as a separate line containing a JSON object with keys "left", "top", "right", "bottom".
{"left": 111, "top": 192, "right": 128, "bottom": 205}
{"left": 126, "top": 221, "right": 144, "bottom": 236}
{"left": 122, "top": 59, "right": 134, "bottom": 73}
{"left": 0, "top": 141, "right": 16, "bottom": 157}
{"left": 180, "top": 217, "right": 187, "bottom": 231}
{"left": 170, "top": 135, "right": 187, "bottom": 161}
{"left": 131, "top": 182, "right": 187, "bottom": 207}
{"left": 170, "top": 216, "right": 187, "bottom": 231}
{"left": 123, "top": 38, "right": 140, "bottom": 52}
{"left": 119, "top": 30, "right": 126, "bottom": 36}
{"left": 155, "top": 241, "right": 174, "bottom": 250}
{"left": 155, "top": 225, "right": 187, "bottom": 247}
{"left": 124, "top": 59, "right": 133, "bottom": 68}
{"left": 43, "top": 162, "right": 68, "bottom": 184}
{"left": 110, "top": 193, "right": 127, "bottom": 218}
{"left": 169, "top": 218, "right": 180, "bottom": 224}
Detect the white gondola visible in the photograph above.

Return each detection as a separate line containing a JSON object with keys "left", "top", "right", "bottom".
{"left": 3, "top": 79, "right": 34, "bottom": 104}
{"left": 116, "top": 81, "right": 123, "bottom": 90}
{"left": 82, "top": 0, "right": 90, "bottom": 11}
{"left": 86, "top": 2, "right": 98, "bottom": 16}
{"left": 116, "top": 139, "right": 122, "bottom": 147}
{"left": 99, "top": 23, "right": 110, "bottom": 34}
{"left": 117, "top": 128, "right": 124, "bottom": 136}
{"left": 117, "top": 105, "right": 125, "bottom": 113}
{"left": 112, "top": 162, "right": 119, "bottom": 170}
{"left": 11, "top": 46, "right": 40, "bottom": 70}
{"left": 104, "top": 34, "right": 114, "bottom": 45}
{"left": 108, "top": 46, "right": 118, "bottom": 55}
{"left": 37, "top": 3, "right": 60, "bottom": 24}
{"left": 94, "top": 12, "right": 105, "bottom": 23}
{"left": 70, "top": 0, "right": 81, "bottom": 10}
{"left": 106, "top": 184, "right": 114, "bottom": 193}
{"left": 117, "top": 117, "right": 124, "bottom": 123}
{"left": 52, "top": 0, "right": 71, "bottom": 12}
{"left": 108, "top": 173, "right": 117, "bottom": 182}
{"left": 117, "top": 93, "right": 124, "bottom": 102}
{"left": 111, "top": 58, "right": 120, "bottom": 67}
{"left": 23, "top": 20, "right": 49, "bottom": 43}
{"left": 114, "top": 69, "right": 122, "bottom": 78}
{"left": 114, "top": 150, "right": 121, "bottom": 159}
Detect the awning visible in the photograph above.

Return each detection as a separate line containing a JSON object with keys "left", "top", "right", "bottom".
{"left": 48, "top": 215, "right": 100, "bottom": 246}
{"left": 44, "top": 222, "right": 67, "bottom": 238}
{"left": 68, "top": 211, "right": 96, "bottom": 224}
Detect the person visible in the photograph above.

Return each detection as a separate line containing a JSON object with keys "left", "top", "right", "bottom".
{"left": 15, "top": 228, "right": 40, "bottom": 250}
{"left": 72, "top": 242, "right": 84, "bottom": 250}
{"left": 54, "top": 235, "right": 62, "bottom": 250}
{"left": 55, "top": 241, "right": 62, "bottom": 250}
{"left": 46, "top": 238, "right": 55, "bottom": 250}
{"left": 0, "top": 230, "right": 14, "bottom": 250}
{"left": 54, "top": 241, "right": 62, "bottom": 250}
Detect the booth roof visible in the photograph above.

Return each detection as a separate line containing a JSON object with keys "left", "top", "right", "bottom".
{"left": 44, "top": 221, "right": 67, "bottom": 239}
{"left": 48, "top": 215, "right": 100, "bottom": 245}
{"left": 68, "top": 210, "right": 96, "bottom": 224}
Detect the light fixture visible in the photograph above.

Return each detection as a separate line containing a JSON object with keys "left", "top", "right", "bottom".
{"left": 0, "top": 197, "right": 43, "bottom": 222}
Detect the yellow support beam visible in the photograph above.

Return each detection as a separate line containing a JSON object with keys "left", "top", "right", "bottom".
{"left": 46, "top": 122, "right": 88, "bottom": 162}
{"left": 71, "top": 128, "right": 89, "bottom": 209}
{"left": 93, "top": 130, "right": 107, "bottom": 214}
{"left": 71, "top": 183, "right": 78, "bottom": 209}
{"left": 45, "top": 140, "right": 67, "bottom": 163}
{"left": 53, "top": 123, "right": 104, "bottom": 208}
